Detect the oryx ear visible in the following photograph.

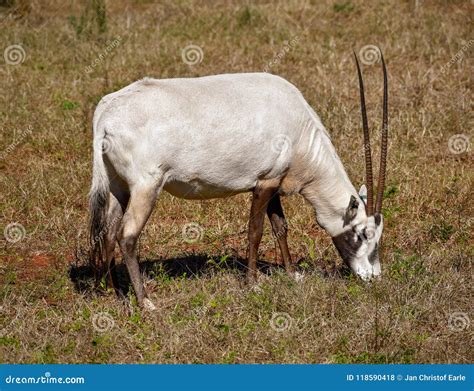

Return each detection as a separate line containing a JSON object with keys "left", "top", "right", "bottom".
{"left": 343, "top": 195, "right": 359, "bottom": 227}
{"left": 359, "top": 185, "right": 367, "bottom": 205}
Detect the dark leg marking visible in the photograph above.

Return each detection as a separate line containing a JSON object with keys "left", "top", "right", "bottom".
{"left": 266, "top": 193, "right": 294, "bottom": 273}
{"left": 247, "top": 186, "right": 275, "bottom": 282}
{"left": 104, "top": 191, "right": 129, "bottom": 292}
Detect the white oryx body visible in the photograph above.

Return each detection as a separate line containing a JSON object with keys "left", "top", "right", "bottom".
{"left": 89, "top": 67, "right": 388, "bottom": 308}
{"left": 96, "top": 73, "right": 304, "bottom": 199}
{"left": 93, "top": 73, "right": 362, "bottom": 235}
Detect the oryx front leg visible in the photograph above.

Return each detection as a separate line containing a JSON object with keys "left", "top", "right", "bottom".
{"left": 247, "top": 185, "right": 275, "bottom": 282}
{"left": 266, "top": 193, "right": 294, "bottom": 273}
{"left": 117, "top": 185, "right": 158, "bottom": 309}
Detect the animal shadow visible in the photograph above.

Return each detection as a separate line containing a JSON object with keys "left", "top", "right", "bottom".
{"left": 69, "top": 253, "right": 287, "bottom": 296}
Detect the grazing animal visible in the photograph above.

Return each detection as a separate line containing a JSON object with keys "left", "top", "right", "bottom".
{"left": 89, "top": 51, "right": 388, "bottom": 309}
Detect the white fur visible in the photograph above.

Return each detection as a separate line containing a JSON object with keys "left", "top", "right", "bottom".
{"left": 95, "top": 74, "right": 311, "bottom": 194}
{"left": 91, "top": 72, "right": 380, "bottom": 279}
{"left": 352, "top": 215, "right": 383, "bottom": 280}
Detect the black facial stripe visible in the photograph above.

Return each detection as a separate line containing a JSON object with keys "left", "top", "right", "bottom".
{"left": 374, "top": 213, "right": 382, "bottom": 225}
{"left": 342, "top": 196, "right": 359, "bottom": 227}
{"left": 342, "top": 214, "right": 352, "bottom": 228}
{"left": 332, "top": 230, "right": 363, "bottom": 263}
{"left": 368, "top": 243, "right": 378, "bottom": 265}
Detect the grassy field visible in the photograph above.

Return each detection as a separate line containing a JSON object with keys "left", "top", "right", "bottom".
{"left": 0, "top": 0, "right": 472, "bottom": 364}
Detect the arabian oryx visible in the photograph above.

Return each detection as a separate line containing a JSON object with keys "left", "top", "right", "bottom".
{"left": 89, "top": 51, "right": 388, "bottom": 309}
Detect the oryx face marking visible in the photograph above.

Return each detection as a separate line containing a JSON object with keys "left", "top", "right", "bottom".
{"left": 332, "top": 212, "right": 383, "bottom": 280}
{"left": 330, "top": 49, "right": 388, "bottom": 281}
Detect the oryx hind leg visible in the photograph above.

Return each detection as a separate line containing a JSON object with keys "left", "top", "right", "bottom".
{"left": 117, "top": 182, "right": 161, "bottom": 309}
{"left": 104, "top": 184, "right": 129, "bottom": 292}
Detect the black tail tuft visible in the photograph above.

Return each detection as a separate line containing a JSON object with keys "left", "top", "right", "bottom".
{"left": 89, "top": 187, "right": 108, "bottom": 282}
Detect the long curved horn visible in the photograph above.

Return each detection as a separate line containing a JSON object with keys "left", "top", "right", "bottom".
{"left": 353, "top": 51, "right": 374, "bottom": 216}
{"left": 375, "top": 50, "right": 388, "bottom": 214}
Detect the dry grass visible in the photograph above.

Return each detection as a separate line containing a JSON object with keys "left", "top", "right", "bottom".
{"left": 0, "top": 0, "right": 472, "bottom": 364}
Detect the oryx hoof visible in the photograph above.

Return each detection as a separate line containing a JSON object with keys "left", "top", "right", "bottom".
{"left": 293, "top": 271, "right": 304, "bottom": 283}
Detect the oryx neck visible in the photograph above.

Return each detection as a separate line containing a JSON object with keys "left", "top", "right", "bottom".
{"left": 300, "top": 131, "right": 361, "bottom": 237}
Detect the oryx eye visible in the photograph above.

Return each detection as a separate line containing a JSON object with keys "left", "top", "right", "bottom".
{"left": 352, "top": 227, "right": 366, "bottom": 242}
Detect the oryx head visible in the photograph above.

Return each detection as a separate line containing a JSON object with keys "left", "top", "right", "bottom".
{"left": 332, "top": 49, "right": 389, "bottom": 280}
